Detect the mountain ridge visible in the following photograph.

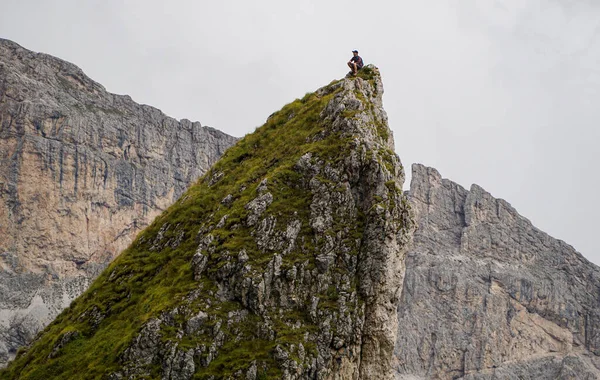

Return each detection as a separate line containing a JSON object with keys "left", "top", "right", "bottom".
{"left": 0, "top": 38, "right": 205, "bottom": 126}
{"left": 3, "top": 38, "right": 600, "bottom": 380}
{"left": 3, "top": 65, "right": 415, "bottom": 379}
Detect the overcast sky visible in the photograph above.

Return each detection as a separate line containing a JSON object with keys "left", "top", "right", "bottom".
{"left": 1, "top": 0, "right": 599, "bottom": 264}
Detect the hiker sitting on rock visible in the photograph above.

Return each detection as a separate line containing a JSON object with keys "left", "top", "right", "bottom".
{"left": 347, "top": 50, "right": 364, "bottom": 76}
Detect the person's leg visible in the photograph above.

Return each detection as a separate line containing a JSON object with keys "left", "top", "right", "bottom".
{"left": 348, "top": 62, "right": 357, "bottom": 74}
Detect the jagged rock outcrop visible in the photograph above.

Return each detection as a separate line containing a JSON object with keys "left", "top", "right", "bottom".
{"left": 394, "top": 164, "right": 600, "bottom": 379}
{"left": 1, "top": 66, "right": 414, "bottom": 379}
{"left": 0, "top": 39, "right": 237, "bottom": 365}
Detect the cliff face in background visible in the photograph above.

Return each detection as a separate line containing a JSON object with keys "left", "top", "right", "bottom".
{"left": 394, "top": 164, "right": 600, "bottom": 379}
{"left": 0, "top": 39, "right": 237, "bottom": 365}
{"left": 2, "top": 66, "right": 414, "bottom": 379}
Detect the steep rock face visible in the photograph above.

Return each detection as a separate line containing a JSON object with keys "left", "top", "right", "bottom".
{"left": 2, "top": 66, "right": 414, "bottom": 379}
{"left": 393, "top": 164, "right": 600, "bottom": 379}
{"left": 0, "top": 39, "right": 237, "bottom": 365}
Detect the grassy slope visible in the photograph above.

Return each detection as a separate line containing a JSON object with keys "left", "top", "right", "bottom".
{"left": 2, "top": 69, "right": 383, "bottom": 379}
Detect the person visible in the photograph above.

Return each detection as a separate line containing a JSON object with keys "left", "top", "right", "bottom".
{"left": 347, "top": 50, "right": 364, "bottom": 76}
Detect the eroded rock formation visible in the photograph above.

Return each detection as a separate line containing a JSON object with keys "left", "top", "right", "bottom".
{"left": 0, "top": 39, "right": 237, "bottom": 365}
{"left": 394, "top": 164, "right": 600, "bottom": 379}
{"left": 2, "top": 66, "right": 414, "bottom": 379}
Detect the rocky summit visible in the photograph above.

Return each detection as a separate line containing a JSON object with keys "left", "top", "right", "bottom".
{"left": 0, "top": 39, "right": 237, "bottom": 366}
{"left": 393, "top": 164, "right": 600, "bottom": 379}
{"left": 1, "top": 66, "right": 414, "bottom": 379}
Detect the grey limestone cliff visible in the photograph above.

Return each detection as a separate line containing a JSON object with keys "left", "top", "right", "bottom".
{"left": 0, "top": 39, "right": 237, "bottom": 365}
{"left": 394, "top": 164, "right": 600, "bottom": 379}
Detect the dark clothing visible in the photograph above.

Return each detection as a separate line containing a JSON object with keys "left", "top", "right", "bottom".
{"left": 350, "top": 55, "right": 364, "bottom": 69}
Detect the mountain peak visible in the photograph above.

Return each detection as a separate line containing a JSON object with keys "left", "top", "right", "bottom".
{"left": 3, "top": 66, "right": 414, "bottom": 379}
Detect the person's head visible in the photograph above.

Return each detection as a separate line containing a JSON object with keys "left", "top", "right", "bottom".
{"left": 352, "top": 50, "right": 358, "bottom": 56}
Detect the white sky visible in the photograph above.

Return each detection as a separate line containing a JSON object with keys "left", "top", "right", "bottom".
{"left": 1, "top": 0, "right": 599, "bottom": 264}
